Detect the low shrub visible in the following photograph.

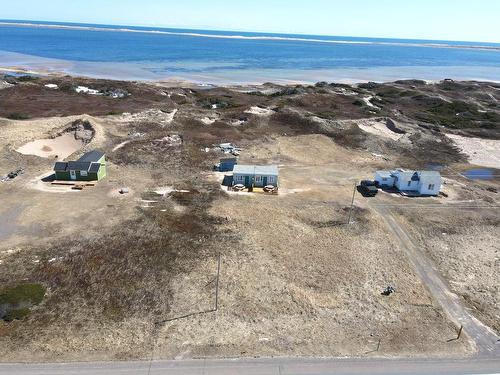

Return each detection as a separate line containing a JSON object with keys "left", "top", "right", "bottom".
{"left": 0, "top": 283, "right": 45, "bottom": 322}
{"left": 7, "top": 112, "right": 31, "bottom": 120}
{"left": 16, "top": 75, "right": 39, "bottom": 82}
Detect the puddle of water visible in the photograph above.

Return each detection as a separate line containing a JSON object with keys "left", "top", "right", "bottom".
{"left": 16, "top": 133, "right": 84, "bottom": 159}
{"left": 463, "top": 168, "right": 495, "bottom": 180}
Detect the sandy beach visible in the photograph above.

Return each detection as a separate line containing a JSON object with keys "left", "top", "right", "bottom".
{"left": 2, "top": 50, "right": 500, "bottom": 85}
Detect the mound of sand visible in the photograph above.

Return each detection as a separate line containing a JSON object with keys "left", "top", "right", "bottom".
{"left": 16, "top": 119, "right": 95, "bottom": 159}
{"left": 16, "top": 133, "right": 85, "bottom": 159}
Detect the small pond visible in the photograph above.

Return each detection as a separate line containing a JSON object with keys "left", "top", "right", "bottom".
{"left": 463, "top": 168, "right": 496, "bottom": 180}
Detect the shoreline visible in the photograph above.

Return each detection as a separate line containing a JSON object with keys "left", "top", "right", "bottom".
{"left": 2, "top": 61, "right": 500, "bottom": 87}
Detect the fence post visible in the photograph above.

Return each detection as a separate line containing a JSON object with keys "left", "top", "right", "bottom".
{"left": 214, "top": 253, "right": 221, "bottom": 311}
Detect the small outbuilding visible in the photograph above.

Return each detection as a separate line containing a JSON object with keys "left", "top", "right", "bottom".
{"left": 233, "top": 165, "right": 279, "bottom": 188}
{"left": 217, "top": 157, "right": 238, "bottom": 172}
{"left": 54, "top": 150, "right": 107, "bottom": 181}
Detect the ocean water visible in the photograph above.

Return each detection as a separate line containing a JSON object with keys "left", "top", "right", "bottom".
{"left": 0, "top": 20, "right": 499, "bottom": 84}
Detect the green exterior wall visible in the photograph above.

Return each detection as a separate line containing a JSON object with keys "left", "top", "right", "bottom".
{"left": 55, "top": 171, "right": 70, "bottom": 180}
{"left": 96, "top": 155, "right": 106, "bottom": 181}
{"left": 234, "top": 173, "right": 278, "bottom": 188}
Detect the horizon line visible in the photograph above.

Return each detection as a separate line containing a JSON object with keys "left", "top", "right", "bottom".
{"left": 1, "top": 18, "right": 500, "bottom": 47}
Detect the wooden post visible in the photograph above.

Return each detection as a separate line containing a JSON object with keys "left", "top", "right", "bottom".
{"left": 348, "top": 182, "right": 357, "bottom": 225}
{"left": 457, "top": 325, "right": 463, "bottom": 340}
{"left": 214, "top": 253, "right": 221, "bottom": 311}
{"left": 376, "top": 338, "right": 381, "bottom": 352}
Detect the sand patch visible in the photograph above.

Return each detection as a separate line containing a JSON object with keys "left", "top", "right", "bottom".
{"left": 16, "top": 119, "right": 95, "bottom": 159}
{"left": 75, "top": 86, "right": 100, "bottom": 95}
{"left": 245, "top": 106, "right": 273, "bottom": 116}
{"left": 362, "top": 96, "right": 380, "bottom": 109}
{"left": 27, "top": 172, "right": 78, "bottom": 193}
{"left": 16, "top": 133, "right": 85, "bottom": 159}
{"left": 358, "top": 119, "right": 405, "bottom": 142}
{"left": 200, "top": 116, "right": 217, "bottom": 125}
{"left": 122, "top": 108, "right": 177, "bottom": 126}
{"left": 112, "top": 140, "right": 131, "bottom": 152}
{"left": 446, "top": 134, "right": 500, "bottom": 168}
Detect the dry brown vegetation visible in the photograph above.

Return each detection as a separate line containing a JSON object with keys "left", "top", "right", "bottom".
{"left": 0, "top": 77, "right": 498, "bottom": 361}
{"left": 394, "top": 207, "right": 500, "bottom": 335}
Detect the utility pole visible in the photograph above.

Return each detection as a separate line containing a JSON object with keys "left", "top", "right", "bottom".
{"left": 214, "top": 253, "right": 221, "bottom": 312}
{"left": 348, "top": 182, "right": 357, "bottom": 225}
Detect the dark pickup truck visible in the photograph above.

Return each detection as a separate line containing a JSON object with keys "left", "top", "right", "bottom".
{"left": 358, "top": 180, "right": 379, "bottom": 197}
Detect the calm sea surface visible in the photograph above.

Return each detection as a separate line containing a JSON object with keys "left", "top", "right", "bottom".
{"left": 1, "top": 20, "right": 499, "bottom": 84}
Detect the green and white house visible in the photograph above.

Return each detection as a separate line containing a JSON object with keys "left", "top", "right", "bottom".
{"left": 53, "top": 150, "right": 107, "bottom": 181}
{"left": 233, "top": 165, "right": 279, "bottom": 188}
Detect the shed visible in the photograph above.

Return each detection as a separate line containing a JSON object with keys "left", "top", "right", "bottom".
{"left": 233, "top": 165, "right": 279, "bottom": 188}
{"left": 218, "top": 158, "right": 238, "bottom": 172}
{"left": 53, "top": 150, "right": 106, "bottom": 181}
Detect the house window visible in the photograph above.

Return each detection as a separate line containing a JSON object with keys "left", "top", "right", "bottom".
{"left": 255, "top": 176, "right": 262, "bottom": 183}
{"left": 382, "top": 178, "right": 387, "bottom": 181}
{"left": 268, "top": 176, "right": 275, "bottom": 183}
{"left": 428, "top": 184, "right": 435, "bottom": 190}
{"left": 237, "top": 175, "right": 244, "bottom": 181}
{"left": 80, "top": 170, "right": 88, "bottom": 177}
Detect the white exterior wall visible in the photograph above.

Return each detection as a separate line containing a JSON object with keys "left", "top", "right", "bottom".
{"left": 377, "top": 169, "right": 441, "bottom": 195}
{"left": 374, "top": 172, "right": 395, "bottom": 187}
{"left": 394, "top": 173, "right": 419, "bottom": 191}
{"left": 418, "top": 175, "right": 442, "bottom": 195}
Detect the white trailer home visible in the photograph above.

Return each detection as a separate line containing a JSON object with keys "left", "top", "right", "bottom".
{"left": 233, "top": 165, "right": 279, "bottom": 188}
{"left": 375, "top": 169, "right": 442, "bottom": 196}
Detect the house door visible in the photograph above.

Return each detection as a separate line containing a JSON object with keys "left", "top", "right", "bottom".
{"left": 244, "top": 176, "right": 250, "bottom": 187}
{"left": 262, "top": 176, "right": 268, "bottom": 186}
{"left": 70, "top": 170, "right": 76, "bottom": 180}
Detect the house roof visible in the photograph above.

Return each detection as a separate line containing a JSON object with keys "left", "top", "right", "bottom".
{"left": 53, "top": 150, "right": 105, "bottom": 172}
{"left": 54, "top": 161, "right": 102, "bottom": 173}
{"left": 68, "top": 161, "right": 92, "bottom": 171}
{"left": 376, "top": 171, "right": 393, "bottom": 178}
{"left": 54, "top": 162, "right": 68, "bottom": 172}
{"left": 390, "top": 169, "right": 441, "bottom": 180}
{"left": 255, "top": 165, "right": 279, "bottom": 175}
{"left": 89, "top": 163, "right": 101, "bottom": 173}
{"left": 77, "top": 150, "right": 105, "bottom": 163}
{"left": 233, "top": 165, "right": 278, "bottom": 176}
{"left": 233, "top": 165, "right": 255, "bottom": 175}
